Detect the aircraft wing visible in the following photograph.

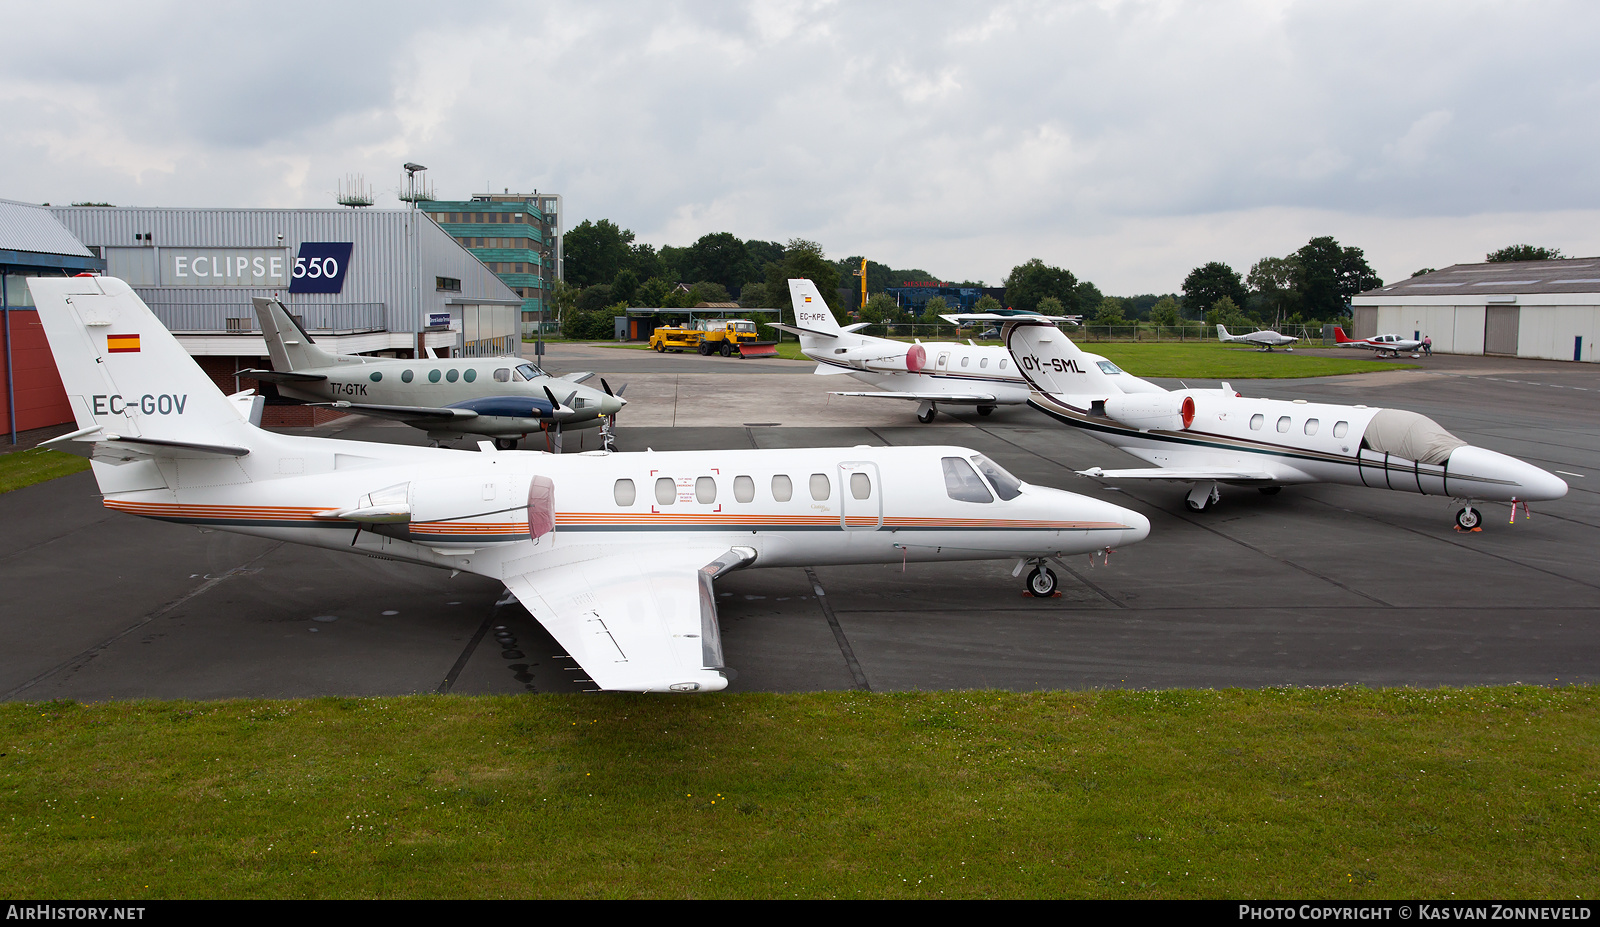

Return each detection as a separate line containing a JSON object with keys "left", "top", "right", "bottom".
{"left": 557, "top": 372, "right": 595, "bottom": 384}
{"left": 310, "top": 401, "right": 480, "bottom": 423}
{"left": 832, "top": 390, "right": 1001, "bottom": 404}
{"left": 238, "top": 368, "right": 328, "bottom": 383}
{"left": 1078, "top": 466, "right": 1277, "bottom": 483}
{"left": 501, "top": 547, "right": 755, "bottom": 693}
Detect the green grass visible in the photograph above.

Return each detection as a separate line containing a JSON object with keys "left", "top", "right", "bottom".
{"left": 0, "top": 447, "right": 91, "bottom": 493}
{"left": 607, "top": 339, "right": 1405, "bottom": 379}
{"left": 2, "top": 687, "right": 1592, "bottom": 899}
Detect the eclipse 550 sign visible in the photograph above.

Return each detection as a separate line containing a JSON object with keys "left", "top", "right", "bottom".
{"left": 288, "top": 242, "right": 354, "bottom": 294}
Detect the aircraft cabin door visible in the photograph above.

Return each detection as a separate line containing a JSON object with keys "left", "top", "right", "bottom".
{"left": 527, "top": 475, "right": 555, "bottom": 545}
{"left": 838, "top": 461, "right": 883, "bottom": 531}
{"left": 936, "top": 351, "right": 951, "bottom": 372}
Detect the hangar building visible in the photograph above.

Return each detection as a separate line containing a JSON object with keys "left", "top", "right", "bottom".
{"left": 1351, "top": 258, "right": 1600, "bottom": 362}
{"left": 49, "top": 206, "right": 526, "bottom": 425}
{"left": 1, "top": 199, "right": 104, "bottom": 443}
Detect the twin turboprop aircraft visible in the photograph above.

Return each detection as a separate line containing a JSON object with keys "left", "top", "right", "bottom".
{"left": 776, "top": 279, "right": 1041, "bottom": 423}
{"left": 1004, "top": 319, "right": 1566, "bottom": 529}
{"left": 1216, "top": 324, "right": 1298, "bottom": 351}
{"left": 29, "top": 276, "right": 1151, "bottom": 692}
{"left": 243, "top": 297, "right": 623, "bottom": 451}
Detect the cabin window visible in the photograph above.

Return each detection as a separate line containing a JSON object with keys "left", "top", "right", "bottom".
{"left": 999, "top": 359, "right": 1008, "bottom": 369}
{"left": 463, "top": 368, "right": 477, "bottom": 383}
{"left": 369, "top": 372, "right": 382, "bottom": 382}
{"left": 696, "top": 477, "right": 717, "bottom": 504}
{"left": 655, "top": 477, "right": 675, "bottom": 506}
{"left": 1333, "top": 421, "right": 1349, "bottom": 438}
{"left": 1250, "top": 414, "right": 1263, "bottom": 430}
{"left": 401, "top": 369, "right": 414, "bottom": 383}
{"left": 771, "top": 475, "right": 793, "bottom": 502}
{"left": 961, "top": 357, "right": 969, "bottom": 367}
{"left": 1277, "top": 416, "right": 1291, "bottom": 433}
{"left": 850, "top": 472, "right": 871, "bottom": 500}
{"left": 614, "top": 479, "right": 635, "bottom": 506}
{"left": 494, "top": 368, "right": 511, "bottom": 382}
{"left": 1304, "top": 418, "right": 1319, "bottom": 436}
{"left": 810, "top": 473, "right": 831, "bottom": 501}
{"left": 971, "top": 454, "right": 1023, "bottom": 501}
{"left": 733, "top": 475, "right": 755, "bottom": 503}
{"left": 428, "top": 369, "right": 442, "bottom": 383}
{"left": 942, "top": 457, "right": 993, "bottom": 503}
{"left": 980, "top": 358, "right": 989, "bottom": 368}
{"left": 446, "top": 369, "right": 459, "bottom": 383}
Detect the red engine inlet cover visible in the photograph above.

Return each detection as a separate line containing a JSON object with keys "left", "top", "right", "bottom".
{"left": 1181, "top": 396, "right": 1196, "bottom": 429}
{"left": 906, "top": 343, "right": 927, "bottom": 372}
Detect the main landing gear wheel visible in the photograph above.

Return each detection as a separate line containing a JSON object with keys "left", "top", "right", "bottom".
{"left": 494, "top": 437, "right": 518, "bottom": 450}
{"left": 977, "top": 405, "right": 995, "bottom": 416}
{"left": 1026, "top": 567, "right": 1058, "bottom": 597}
{"left": 1455, "top": 506, "right": 1481, "bottom": 530}
{"left": 916, "top": 403, "right": 937, "bottom": 424}
{"left": 1185, "top": 497, "right": 1208, "bottom": 511}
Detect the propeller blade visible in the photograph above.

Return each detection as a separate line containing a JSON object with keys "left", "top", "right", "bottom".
{"left": 543, "top": 385, "right": 562, "bottom": 411}
{"left": 600, "top": 378, "right": 614, "bottom": 397}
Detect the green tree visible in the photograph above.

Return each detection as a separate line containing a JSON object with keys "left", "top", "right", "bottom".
{"left": 1003, "top": 259, "right": 1079, "bottom": 314}
{"left": 563, "top": 219, "right": 634, "bottom": 287}
{"left": 1037, "top": 296, "right": 1065, "bottom": 317}
{"left": 1182, "top": 261, "right": 1248, "bottom": 320}
{"left": 1291, "top": 236, "right": 1381, "bottom": 318}
{"left": 762, "top": 239, "right": 841, "bottom": 319}
{"left": 924, "top": 295, "right": 950, "bottom": 319}
{"left": 683, "top": 233, "right": 757, "bottom": 294}
{"left": 1149, "top": 297, "right": 1181, "bottom": 327}
{"left": 1094, "top": 297, "right": 1125, "bottom": 324}
{"left": 1074, "top": 280, "right": 1104, "bottom": 315}
{"left": 611, "top": 268, "right": 639, "bottom": 305}
{"left": 1487, "top": 244, "right": 1565, "bottom": 263}
{"left": 973, "top": 294, "right": 1001, "bottom": 314}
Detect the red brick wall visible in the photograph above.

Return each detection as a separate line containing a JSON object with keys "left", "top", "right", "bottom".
{"left": 0, "top": 309, "right": 73, "bottom": 433}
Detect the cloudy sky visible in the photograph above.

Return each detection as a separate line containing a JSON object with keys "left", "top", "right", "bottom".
{"left": 4, "top": 0, "right": 1597, "bottom": 293}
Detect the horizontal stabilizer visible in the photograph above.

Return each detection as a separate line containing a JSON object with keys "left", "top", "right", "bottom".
{"left": 1077, "top": 466, "right": 1276, "bottom": 483}
{"left": 238, "top": 368, "right": 328, "bottom": 384}
{"left": 42, "top": 425, "right": 250, "bottom": 464}
{"left": 832, "top": 391, "right": 1000, "bottom": 404}
{"left": 312, "top": 401, "right": 480, "bottom": 423}
{"left": 770, "top": 322, "right": 837, "bottom": 339}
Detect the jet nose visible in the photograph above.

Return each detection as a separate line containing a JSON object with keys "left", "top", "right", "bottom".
{"left": 1119, "top": 507, "right": 1152, "bottom": 547}
{"left": 1448, "top": 445, "right": 1569, "bottom": 502}
{"left": 1072, "top": 492, "right": 1150, "bottom": 548}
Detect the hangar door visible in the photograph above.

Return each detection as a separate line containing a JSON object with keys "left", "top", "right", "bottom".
{"left": 1351, "top": 306, "right": 1378, "bottom": 340}
{"left": 1484, "top": 306, "right": 1520, "bottom": 355}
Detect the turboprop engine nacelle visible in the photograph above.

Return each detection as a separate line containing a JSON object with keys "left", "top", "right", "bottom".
{"left": 827, "top": 343, "right": 928, "bottom": 373}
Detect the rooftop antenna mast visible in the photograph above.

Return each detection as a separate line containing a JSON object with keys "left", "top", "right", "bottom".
{"left": 335, "top": 173, "right": 374, "bottom": 208}
{"left": 399, "top": 162, "right": 433, "bottom": 208}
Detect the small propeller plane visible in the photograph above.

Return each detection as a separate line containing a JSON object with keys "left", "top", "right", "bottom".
{"left": 1216, "top": 324, "right": 1298, "bottom": 351}
{"left": 28, "top": 276, "right": 1151, "bottom": 692}
{"left": 1333, "top": 327, "right": 1424, "bottom": 358}
{"left": 1004, "top": 318, "right": 1566, "bottom": 529}
{"left": 774, "top": 279, "right": 1043, "bottom": 423}
{"left": 242, "top": 297, "right": 624, "bottom": 451}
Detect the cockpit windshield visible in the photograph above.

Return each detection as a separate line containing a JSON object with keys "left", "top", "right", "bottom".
{"left": 970, "top": 454, "right": 1024, "bottom": 501}
{"left": 942, "top": 457, "right": 993, "bottom": 503}
{"left": 514, "top": 363, "right": 544, "bottom": 381}
{"left": 1361, "top": 409, "right": 1466, "bottom": 464}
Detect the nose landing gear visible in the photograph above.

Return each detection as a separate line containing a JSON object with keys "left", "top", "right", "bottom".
{"left": 1455, "top": 505, "right": 1481, "bottom": 530}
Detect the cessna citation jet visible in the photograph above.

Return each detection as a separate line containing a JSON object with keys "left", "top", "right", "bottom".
{"left": 29, "top": 276, "right": 1150, "bottom": 693}
{"left": 776, "top": 278, "right": 1038, "bottom": 423}
{"left": 1004, "top": 319, "right": 1566, "bottom": 529}
{"left": 1216, "top": 324, "right": 1298, "bottom": 351}
{"left": 243, "top": 297, "right": 623, "bottom": 451}
{"left": 1333, "top": 327, "right": 1424, "bottom": 358}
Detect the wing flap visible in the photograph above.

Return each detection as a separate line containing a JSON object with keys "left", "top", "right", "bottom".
{"left": 238, "top": 369, "right": 329, "bottom": 383}
{"left": 1078, "top": 466, "right": 1277, "bottom": 483}
{"left": 310, "top": 401, "right": 480, "bottom": 423}
{"left": 502, "top": 547, "right": 755, "bottom": 693}
{"left": 832, "top": 391, "right": 1000, "bottom": 403}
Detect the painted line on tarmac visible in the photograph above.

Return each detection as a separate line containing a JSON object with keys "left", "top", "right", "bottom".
{"left": 805, "top": 567, "right": 871, "bottom": 691}
{"left": 4, "top": 542, "right": 285, "bottom": 699}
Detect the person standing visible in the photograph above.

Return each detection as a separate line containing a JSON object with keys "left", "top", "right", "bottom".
{"left": 1423, "top": 335, "right": 1433, "bottom": 356}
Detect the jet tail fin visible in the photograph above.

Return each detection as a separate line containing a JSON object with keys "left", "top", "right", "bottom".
{"left": 251, "top": 296, "right": 340, "bottom": 372}
{"left": 1003, "top": 319, "right": 1128, "bottom": 398}
{"left": 786, "top": 279, "right": 843, "bottom": 336}
{"left": 28, "top": 276, "right": 261, "bottom": 479}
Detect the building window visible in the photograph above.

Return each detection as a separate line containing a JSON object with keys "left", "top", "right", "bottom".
{"left": 437, "top": 276, "right": 461, "bottom": 292}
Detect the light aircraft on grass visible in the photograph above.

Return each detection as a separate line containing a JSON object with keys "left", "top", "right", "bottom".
{"left": 1333, "top": 327, "right": 1424, "bottom": 358}
{"left": 776, "top": 279, "right": 1135, "bottom": 423}
{"left": 1216, "top": 324, "right": 1298, "bottom": 351}
{"left": 29, "top": 275, "right": 1151, "bottom": 693}
{"left": 243, "top": 297, "right": 623, "bottom": 452}
{"left": 1003, "top": 318, "right": 1566, "bottom": 529}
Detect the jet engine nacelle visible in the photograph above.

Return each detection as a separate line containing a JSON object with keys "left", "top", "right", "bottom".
{"left": 828, "top": 343, "right": 927, "bottom": 373}
{"left": 1102, "top": 393, "right": 1198, "bottom": 432}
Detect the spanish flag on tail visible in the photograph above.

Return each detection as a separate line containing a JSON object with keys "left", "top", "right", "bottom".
{"left": 106, "top": 333, "right": 140, "bottom": 353}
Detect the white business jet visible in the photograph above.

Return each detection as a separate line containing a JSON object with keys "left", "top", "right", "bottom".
{"left": 1333, "top": 327, "right": 1424, "bottom": 358}
{"left": 1004, "top": 318, "right": 1566, "bottom": 529}
{"left": 1216, "top": 324, "right": 1298, "bottom": 351}
{"left": 774, "top": 279, "right": 1033, "bottom": 423}
{"left": 29, "top": 276, "right": 1151, "bottom": 693}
